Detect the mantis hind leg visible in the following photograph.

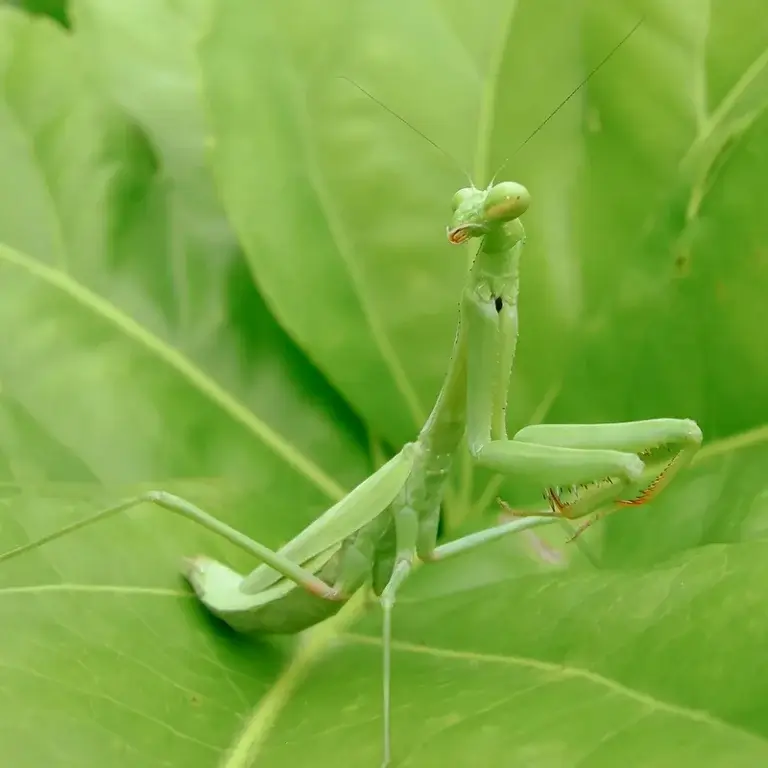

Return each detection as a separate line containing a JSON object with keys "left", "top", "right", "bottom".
{"left": 0, "top": 491, "right": 341, "bottom": 599}
{"left": 0, "top": 444, "right": 418, "bottom": 620}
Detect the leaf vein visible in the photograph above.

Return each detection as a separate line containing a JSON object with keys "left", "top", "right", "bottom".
{"left": 0, "top": 244, "right": 345, "bottom": 502}
{"left": 343, "top": 633, "right": 767, "bottom": 744}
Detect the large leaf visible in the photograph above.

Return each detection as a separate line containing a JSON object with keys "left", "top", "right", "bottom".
{"left": 0, "top": 0, "right": 372, "bottom": 677}
{"left": 556, "top": 0, "right": 768, "bottom": 439}
{"left": 2, "top": 2, "right": 768, "bottom": 767}
{"left": 2, "top": 433, "right": 768, "bottom": 765}
{"left": 64, "top": 0, "right": 379, "bottom": 492}
{"left": 199, "top": 0, "right": 768, "bottom": 514}
{"left": 0, "top": 9, "right": 372, "bottom": 765}
{"left": 4, "top": 0, "right": 68, "bottom": 27}
{"left": 0, "top": 7, "right": 367, "bottom": 493}
{"left": 69, "top": 0, "right": 223, "bottom": 253}
{"left": 0, "top": 6, "right": 368, "bottom": 761}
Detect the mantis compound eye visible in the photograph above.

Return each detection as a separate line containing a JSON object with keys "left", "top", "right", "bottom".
{"left": 484, "top": 181, "right": 530, "bottom": 222}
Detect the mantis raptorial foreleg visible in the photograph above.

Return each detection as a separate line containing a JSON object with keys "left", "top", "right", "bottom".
{"left": 508, "top": 419, "right": 702, "bottom": 538}
{"left": 460, "top": 282, "right": 702, "bottom": 532}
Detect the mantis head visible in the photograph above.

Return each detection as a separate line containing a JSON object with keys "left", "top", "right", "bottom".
{"left": 447, "top": 181, "right": 530, "bottom": 245}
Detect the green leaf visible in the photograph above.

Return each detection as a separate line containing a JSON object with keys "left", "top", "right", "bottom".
{"left": 63, "top": 0, "right": 375, "bottom": 489}
{"left": 198, "top": 0, "right": 482, "bottom": 446}
{"left": 0, "top": 8, "right": 370, "bottom": 760}
{"left": 597, "top": 426, "right": 768, "bottom": 567}
{"left": 0, "top": 6, "right": 367, "bottom": 492}
{"left": 345, "top": 543, "right": 768, "bottom": 767}
{"left": 555, "top": 0, "right": 768, "bottom": 442}
{"left": 5, "top": 0, "right": 69, "bottom": 27}
{"left": 2, "top": 2, "right": 768, "bottom": 766}
{"left": 199, "top": 0, "right": 768, "bottom": 455}
{"left": 70, "top": 0, "right": 222, "bottom": 247}
{"left": 0, "top": 0, "right": 372, "bottom": 647}
{"left": 2, "top": 434, "right": 768, "bottom": 765}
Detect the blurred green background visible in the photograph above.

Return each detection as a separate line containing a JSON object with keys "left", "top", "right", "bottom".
{"left": 1, "top": 0, "right": 768, "bottom": 765}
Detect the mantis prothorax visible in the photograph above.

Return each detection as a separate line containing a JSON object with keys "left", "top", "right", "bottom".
{"left": 0, "top": 26, "right": 703, "bottom": 768}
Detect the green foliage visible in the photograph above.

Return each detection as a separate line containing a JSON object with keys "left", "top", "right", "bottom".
{"left": 0, "top": 0, "right": 767, "bottom": 765}
{"left": 3, "top": 0, "right": 68, "bottom": 27}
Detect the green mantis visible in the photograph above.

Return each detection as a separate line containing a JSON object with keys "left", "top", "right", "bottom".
{"left": 0, "top": 20, "right": 704, "bottom": 767}
{"left": 0, "top": 176, "right": 702, "bottom": 765}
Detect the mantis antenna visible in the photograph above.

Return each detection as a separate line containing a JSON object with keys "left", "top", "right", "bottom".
{"left": 341, "top": 18, "right": 643, "bottom": 190}
{"left": 490, "top": 16, "right": 645, "bottom": 184}
{"left": 338, "top": 75, "right": 474, "bottom": 186}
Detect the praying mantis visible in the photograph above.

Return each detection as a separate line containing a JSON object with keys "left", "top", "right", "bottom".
{"left": 0, "top": 23, "right": 704, "bottom": 768}
{"left": 0, "top": 177, "right": 703, "bottom": 764}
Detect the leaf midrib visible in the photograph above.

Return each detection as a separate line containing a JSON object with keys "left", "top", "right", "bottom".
{"left": 287, "top": 65, "right": 427, "bottom": 431}
{"left": 230, "top": 422, "right": 768, "bottom": 764}
{"left": 0, "top": 244, "right": 345, "bottom": 502}
{"left": 343, "top": 633, "right": 765, "bottom": 744}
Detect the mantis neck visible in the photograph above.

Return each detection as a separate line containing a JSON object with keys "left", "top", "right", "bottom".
{"left": 472, "top": 219, "right": 524, "bottom": 307}
{"left": 417, "top": 218, "right": 525, "bottom": 460}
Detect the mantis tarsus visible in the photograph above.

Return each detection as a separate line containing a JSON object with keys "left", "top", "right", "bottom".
{"left": 0, "top": 23, "right": 703, "bottom": 768}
